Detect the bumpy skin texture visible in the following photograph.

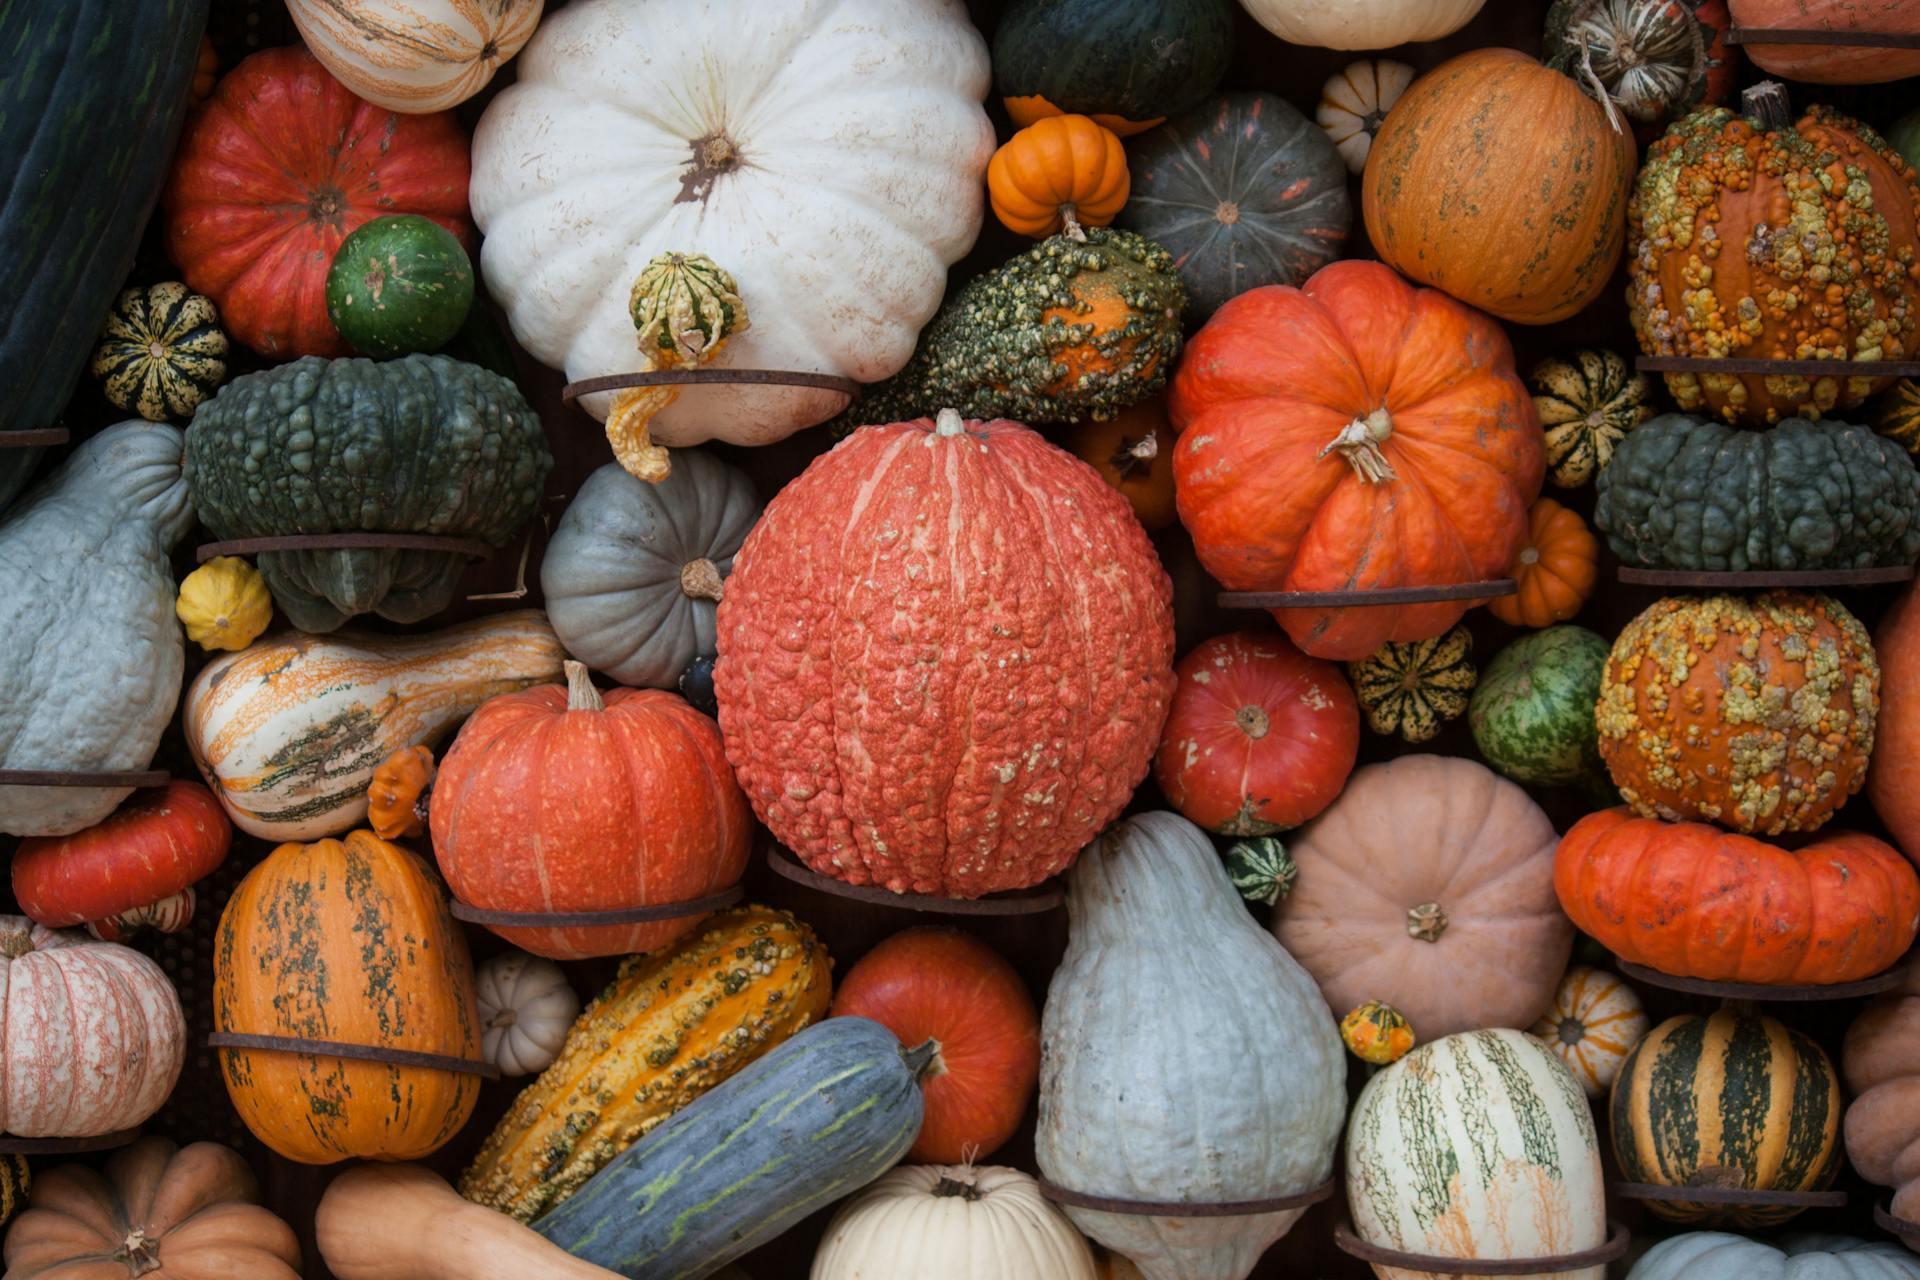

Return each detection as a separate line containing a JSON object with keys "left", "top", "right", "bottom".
{"left": 185, "top": 353, "right": 551, "bottom": 631}
{"left": 1596, "top": 592, "right": 1879, "bottom": 834}
{"left": 0, "top": 423, "right": 192, "bottom": 836}
{"left": 1556, "top": 808, "right": 1920, "bottom": 984}
{"left": 1628, "top": 100, "right": 1920, "bottom": 425}
{"left": 717, "top": 416, "right": 1174, "bottom": 898}
{"left": 1596, "top": 413, "right": 1920, "bottom": 570}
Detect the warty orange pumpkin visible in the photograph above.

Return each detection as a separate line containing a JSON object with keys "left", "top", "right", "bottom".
{"left": 1487, "top": 497, "right": 1599, "bottom": 628}
{"left": 988, "top": 114, "right": 1129, "bottom": 239}
{"left": 1169, "top": 259, "right": 1544, "bottom": 660}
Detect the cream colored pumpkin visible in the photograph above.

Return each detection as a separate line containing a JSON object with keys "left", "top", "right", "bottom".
{"left": 1239, "top": 0, "right": 1487, "bottom": 49}
{"left": 1531, "top": 965, "right": 1649, "bottom": 1099}
{"left": 287, "top": 0, "right": 545, "bottom": 113}
{"left": 469, "top": 0, "right": 994, "bottom": 445}
{"left": 811, "top": 1165, "right": 1098, "bottom": 1280}
{"left": 1317, "top": 60, "right": 1413, "bottom": 174}
{"left": 476, "top": 951, "right": 580, "bottom": 1078}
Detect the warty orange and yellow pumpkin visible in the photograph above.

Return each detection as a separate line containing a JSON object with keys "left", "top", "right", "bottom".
{"left": 987, "top": 114, "right": 1129, "bottom": 239}
{"left": 1487, "top": 497, "right": 1600, "bottom": 628}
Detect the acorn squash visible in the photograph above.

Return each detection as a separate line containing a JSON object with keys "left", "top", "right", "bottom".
{"left": 1594, "top": 413, "right": 1920, "bottom": 571}
{"left": 184, "top": 353, "right": 553, "bottom": 631}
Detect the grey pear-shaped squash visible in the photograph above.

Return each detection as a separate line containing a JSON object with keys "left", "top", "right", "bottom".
{"left": 541, "top": 451, "right": 761, "bottom": 689}
{"left": 0, "top": 422, "right": 192, "bottom": 835}
{"left": 1036, "top": 811, "right": 1346, "bottom": 1280}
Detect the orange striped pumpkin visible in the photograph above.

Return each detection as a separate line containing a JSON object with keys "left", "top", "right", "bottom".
{"left": 286, "top": 0, "right": 545, "bottom": 113}
{"left": 1529, "top": 965, "right": 1648, "bottom": 1098}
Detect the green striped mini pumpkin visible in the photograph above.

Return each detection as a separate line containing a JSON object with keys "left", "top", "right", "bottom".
{"left": 90, "top": 283, "right": 228, "bottom": 421}
{"left": 1611, "top": 1009, "right": 1843, "bottom": 1227}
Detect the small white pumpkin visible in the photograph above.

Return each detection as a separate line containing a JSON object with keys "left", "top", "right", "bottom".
{"left": 1240, "top": 0, "right": 1487, "bottom": 49}
{"left": 1628, "top": 1233, "right": 1920, "bottom": 1280}
{"left": 1316, "top": 60, "right": 1413, "bottom": 174}
{"left": 476, "top": 951, "right": 580, "bottom": 1077}
{"left": 1530, "top": 965, "right": 1649, "bottom": 1098}
{"left": 811, "top": 1164, "right": 1098, "bottom": 1280}
{"left": 286, "top": 0, "right": 545, "bottom": 113}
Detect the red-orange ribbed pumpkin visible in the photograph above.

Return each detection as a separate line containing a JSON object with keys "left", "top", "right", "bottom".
{"left": 715, "top": 411, "right": 1175, "bottom": 898}
{"left": 429, "top": 662, "right": 752, "bottom": 960}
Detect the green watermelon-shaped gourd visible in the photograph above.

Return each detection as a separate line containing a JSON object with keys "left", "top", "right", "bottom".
{"left": 326, "top": 215, "right": 475, "bottom": 359}
{"left": 1468, "top": 626, "right": 1609, "bottom": 787}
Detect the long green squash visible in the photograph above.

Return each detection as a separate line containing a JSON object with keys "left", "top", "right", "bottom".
{"left": 534, "top": 1018, "right": 927, "bottom": 1279}
{"left": 0, "top": 0, "right": 210, "bottom": 510}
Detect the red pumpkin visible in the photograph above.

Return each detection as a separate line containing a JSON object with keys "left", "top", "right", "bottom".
{"left": 12, "top": 781, "right": 230, "bottom": 931}
{"left": 1170, "top": 260, "right": 1544, "bottom": 660}
{"left": 429, "top": 662, "right": 753, "bottom": 961}
{"left": 715, "top": 410, "right": 1175, "bottom": 898}
{"left": 830, "top": 927, "right": 1040, "bottom": 1164}
{"left": 1154, "top": 631, "right": 1358, "bottom": 835}
{"left": 1871, "top": 580, "right": 1920, "bottom": 855}
{"left": 1727, "top": 0, "right": 1920, "bottom": 83}
{"left": 162, "top": 46, "right": 473, "bottom": 358}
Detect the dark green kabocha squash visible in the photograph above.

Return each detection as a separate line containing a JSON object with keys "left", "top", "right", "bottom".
{"left": 838, "top": 228, "right": 1185, "bottom": 431}
{"left": 185, "top": 354, "right": 552, "bottom": 631}
{"left": 1594, "top": 413, "right": 1920, "bottom": 571}
{"left": 992, "top": 0, "right": 1235, "bottom": 137}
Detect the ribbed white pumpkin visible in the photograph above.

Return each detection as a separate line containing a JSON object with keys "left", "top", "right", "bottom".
{"left": 476, "top": 951, "right": 580, "bottom": 1078}
{"left": 287, "top": 0, "right": 545, "bottom": 113}
{"left": 1530, "top": 965, "right": 1649, "bottom": 1099}
{"left": 470, "top": 0, "right": 994, "bottom": 444}
{"left": 811, "top": 1165, "right": 1097, "bottom": 1280}
{"left": 1037, "top": 811, "right": 1346, "bottom": 1280}
{"left": 1347, "top": 1029, "right": 1607, "bottom": 1279}
{"left": 0, "top": 916, "right": 185, "bottom": 1136}
{"left": 1317, "top": 60, "right": 1414, "bottom": 174}
{"left": 1629, "top": 1233, "right": 1920, "bottom": 1280}
{"left": 1238, "top": 0, "right": 1487, "bottom": 49}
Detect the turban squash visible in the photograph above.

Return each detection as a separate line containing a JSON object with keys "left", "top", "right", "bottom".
{"left": 1169, "top": 260, "right": 1543, "bottom": 661}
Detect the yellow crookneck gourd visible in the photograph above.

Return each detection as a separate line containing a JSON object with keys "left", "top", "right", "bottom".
{"left": 603, "top": 252, "right": 748, "bottom": 484}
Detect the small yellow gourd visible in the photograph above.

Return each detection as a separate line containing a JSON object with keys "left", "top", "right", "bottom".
{"left": 175, "top": 557, "right": 272, "bottom": 652}
{"left": 1341, "top": 1000, "right": 1415, "bottom": 1065}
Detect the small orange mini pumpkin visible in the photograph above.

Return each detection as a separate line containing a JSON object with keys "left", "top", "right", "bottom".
{"left": 1488, "top": 498, "right": 1599, "bottom": 628}
{"left": 367, "top": 744, "right": 436, "bottom": 840}
{"left": 1065, "top": 397, "right": 1177, "bottom": 530}
{"left": 988, "top": 114, "right": 1130, "bottom": 239}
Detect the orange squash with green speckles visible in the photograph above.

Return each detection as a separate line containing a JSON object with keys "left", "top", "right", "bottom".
{"left": 459, "top": 904, "right": 831, "bottom": 1223}
{"left": 213, "top": 830, "right": 481, "bottom": 1165}
{"left": 1628, "top": 84, "right": 1920, "bottom": 426}
{"left": 1596, "top": 592, "right": 1879, "bottom": 835}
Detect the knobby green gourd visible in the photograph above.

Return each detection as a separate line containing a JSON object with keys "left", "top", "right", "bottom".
{"left": 1595, "top": 413, "right": 1920, "bottom": 571}
{"left": 534, "top": 1018, "right": 927, "bottom": 1280}
{"left": 0, "top": 423, "right": 193, "bottom": 835}
{"left": 1469, "top": 626, "right": 1608, "bottom": 787}
{"left": 185, "top": 354, "right": 552, "bottom": 631}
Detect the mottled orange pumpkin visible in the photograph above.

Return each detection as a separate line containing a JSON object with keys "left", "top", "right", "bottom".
{"left": 1487, "top": 498, "right": 1599, "bottom": 628}
{"left": 1596, "top": 592, "right": 1880, "bottom": 835}
{"left": 988, "top": 114, "right": 1130, "bottom": 239}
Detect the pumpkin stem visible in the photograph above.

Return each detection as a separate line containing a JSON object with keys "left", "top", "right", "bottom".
{"left": 1568, "top": 24, "right": 1627, "bottom": 134}
{"left": 116, "top": 1229, "right": 162, "bottom": 1278}
{"left": 934, "top": 408, "right": 966, "bottom": 438}
{"left": 564, "top": 660, "right": 606, "bottom": 713}
{"left": 680, "top": 558, "right": 725, "bottom": 603}
{"left": 1743, "top": 82, "right": 1791, "bottom": 133}
{"left": 931, "top": 1172, "right": 984, "bottom": 1201}
{"left": 1234, "top": 705, "right": 1271, "bottom": 740}
{"left": 1406, "top": 901, "right": 1448, "bottom": 943}
{"left": 487, "top": 1007, "right": 519, "bottom": 1030}
{"left": 1059, "top": 202, "right": 1087, "bottom": 242}
{"left": 1108, "top": 431, "right": 1158, "bottom": 478}
{"left": 902, "top": 1037, "right": 945, "bottom": 1082}
{"left": 0, "top": 926, "right": 32, "bottom": 961}
{"left": 1319, "top": 409, "right": 1398, "bottom": 484}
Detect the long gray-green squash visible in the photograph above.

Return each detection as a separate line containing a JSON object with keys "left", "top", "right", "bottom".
{"left": 534, "top": 1017, "right": 927, "bottom": 1280}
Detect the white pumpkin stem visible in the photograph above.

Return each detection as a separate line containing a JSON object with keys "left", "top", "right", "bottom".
{"left": 1572, "top": 34, "right": 1627, "bottom": 135}
{"left": 564, "top": 660, "right": 605, "bottom": 713}
{"left": 116, "top": 1229, "right": 162, "bottom": 1278}
{"left": 680, "top": 558, "right": 725, "bottom": 603}
{"left": 931, "top": 1171, "right": 983, "bottom": 1201}
{"left": 1319, "top": 408, "right": 1398, "bottom": 484}
{"left": 1406, "top": 900, "right": 1448, "bottom": 943}
{"left": 487, "top": 1007, "right": 519, "bottom": 1030}
{"left": 1060, "top": 202, "right": 1087, "bottom": 242}
{"left": 934, "top": 408, "right": 966, "bottom": 438}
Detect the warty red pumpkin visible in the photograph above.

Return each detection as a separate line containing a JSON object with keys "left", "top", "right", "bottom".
{"left": 715, "top": 410, "right": 1175, "bottom": 898}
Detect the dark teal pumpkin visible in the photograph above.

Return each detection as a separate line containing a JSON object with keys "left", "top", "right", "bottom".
{"left": 992, "top": 0, "right": 1234, "bottom": 136}
{"left": 1119, "top": 92, "right": 1351, "bottom": 320}
{"left": 326, "top": 215, "right": 475, "bottom": 359}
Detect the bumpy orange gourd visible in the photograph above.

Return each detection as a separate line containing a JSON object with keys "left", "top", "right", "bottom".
{"left": 1596, "top": 592, "right": 1879, "bottom": 834}
{"left": 1557, "top": 808, "right": 1920, "bottom": 985}
{"left": 988, "top": 114, "right": 1130, "bottom": 239}
{"left": 214, "top": 830, "right": 482, "bottom": 1165}
{"left": 1488, "top": 498, "right": 1599, "bottom": 628}
{"left": 1170, "top": 259, "right": 1544, "bottom": 660}
{"left": 1628, "top": 86, "right": 1920, "bottom": 425}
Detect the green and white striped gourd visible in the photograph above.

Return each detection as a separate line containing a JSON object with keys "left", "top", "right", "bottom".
{"left": 1037, "top": 811, "right": 1345, "bottom": 1280}
{"left": 1347, "top": 1028, "right": 1607, "bottom": 1278}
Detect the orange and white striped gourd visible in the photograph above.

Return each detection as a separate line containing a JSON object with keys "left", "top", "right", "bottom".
{"left": 286, "top": 0, "right": 545, "bottom": 114}
{"left": 1530, "top": 965, "right": 1649, "bottom": 1098}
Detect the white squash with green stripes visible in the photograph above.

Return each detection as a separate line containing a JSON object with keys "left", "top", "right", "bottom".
{"left": 1347, "top": 1028, "right": 1607, "bottom": 1279}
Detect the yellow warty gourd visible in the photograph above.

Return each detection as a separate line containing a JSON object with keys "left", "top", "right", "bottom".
{"left": 175, "top": 556, "right": 272, "bottom": 651}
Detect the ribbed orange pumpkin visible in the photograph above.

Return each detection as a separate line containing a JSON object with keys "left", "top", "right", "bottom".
{"left": 1487, "top": 498, "right": 1599, "bottom": 628}
{"left": 430, "top": 662, "right": 752, "bottom": 960}
{"left": 1871, "top": 580, "right": 1920, "bottom": 854}
{"left": 1170, "top": 259, "right": 1544, "bottom": 660}
{"left": 988, "top": 114, "right": 1130, "bottom": 239}
{"left": 214, "top": 831, "right": 481, "bottom": 1164}
{"left": 715, "top": 410, "right": 1175, "bottom": 898}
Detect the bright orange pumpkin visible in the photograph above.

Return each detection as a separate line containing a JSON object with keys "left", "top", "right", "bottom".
{"left": 1488, "top": 498, "right": 1599, "bottom": 628}
{"left": 1169, "top": 259, "right": 1545, "bottom": 660}
{"left": 987, "top": 114, "right": 1130, "bottom": 239}
{"left": 1872, "top": 580, "right": 1920, "bottom": 854}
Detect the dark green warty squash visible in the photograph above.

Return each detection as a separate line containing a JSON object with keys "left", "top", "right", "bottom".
{"left": 839, "top": 228, "right": 1184, "bottom": 431}
{"left": 992, "top": 0, "right": 1234, "bottom": 136}
{"left": 0, "top": 0, "right": 210, "bottom": 511}
{"left": 1119, "top": 92, "right": 1351, "bottom": 320}
{"left": 185, "top": 354, "right": 552, "bottom": 632}
{"left": 1594, "top": 413, "right": 1920, "bottom": 571}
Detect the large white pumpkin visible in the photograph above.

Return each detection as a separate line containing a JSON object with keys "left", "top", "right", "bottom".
{"left": 287, "top": 0, "right": 545, "bottom": 113}
{"left": 470, "top": 0, "right": 994, "bottom": 445}
{"left": 1629, "top": 1233, "right": 1920, "bottom": 1280}
{"left": 1347, "top": 1029, "right": 1607, "bottom": 1279}
{"left": 812, "top": 1165, "right": 1098, "bottom": 1280}
{"left": 1238, "top": 0, "right": 1487, "bottom": 49}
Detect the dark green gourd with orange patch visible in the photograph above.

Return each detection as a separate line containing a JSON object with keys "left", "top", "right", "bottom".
{"left": 992, "top": 0, "right": 1234, "bottom": 137}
